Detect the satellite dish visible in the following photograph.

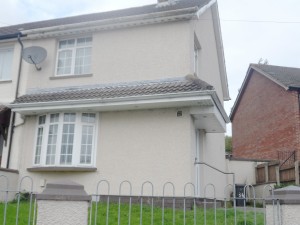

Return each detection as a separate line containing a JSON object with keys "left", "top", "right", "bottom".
{"left": 22, "top": 46, "right": 47, "bottom": 71}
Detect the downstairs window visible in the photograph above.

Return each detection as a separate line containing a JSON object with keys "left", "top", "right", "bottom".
{"left": 34, "top": 112, "right": 97, "bottom": 167}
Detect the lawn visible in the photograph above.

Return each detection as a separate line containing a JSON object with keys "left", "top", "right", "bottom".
{"left": 0, "top": 201, "right": 264, "bottom": 225}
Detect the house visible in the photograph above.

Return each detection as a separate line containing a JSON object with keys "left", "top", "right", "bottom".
{"left": 0, "top": 0, "right": 230, "bottom": 197}
{"left": 230, "top": 64, "right": 300, "bottom": 163}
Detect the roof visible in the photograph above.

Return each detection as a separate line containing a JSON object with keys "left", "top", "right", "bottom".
{"left": 12, "top": 76, "right": 214, "bottom": 104}
{"left": 252, "top": 64, "right": 300, "bottom": 89}
{"left": 0, "top": 105, "right": 9, "bottom": 113}
{"left": 230, "top": 64, "right": 300, "bottom": 120}
{"left": 0, "top": 0, "right": 211, "bottom": 36}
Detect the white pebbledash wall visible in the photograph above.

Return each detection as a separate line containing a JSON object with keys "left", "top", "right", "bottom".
{"left": 1, "top": 8, "right": 227, "bottom": 197}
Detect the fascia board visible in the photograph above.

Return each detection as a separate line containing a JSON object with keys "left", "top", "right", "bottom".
{"left": 210, "top": 2, "right": 230, "bottom": 101}
{"left": 21, "top": 7, "right": 198, "bottom": 37}
{"left": 25, "top": 13, "right": 195, "bottom": 39}
{"left": 10, "top": 90, "right": 230, "bottom": 123}
{"left": 10, "top": 94, "right": 214, "bottom": 115}
{"left": 209, "top": 92, "right": 230, "bottom": 123}
{"left": 196, "top": 0, "right": 216, "bottom": 18}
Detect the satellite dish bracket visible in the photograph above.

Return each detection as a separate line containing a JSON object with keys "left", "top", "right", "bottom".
{"left": 28, "top": 55, "right": 42, "bottom": 71}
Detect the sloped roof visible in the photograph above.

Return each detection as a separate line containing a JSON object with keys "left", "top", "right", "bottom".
{"left": 252, "top": 64, "right": 300, "bottom": 89}
{"left": 230, "top": 64, "right": 300, "bottom": 120}
{"left": 0, "top": 0, "right": 211, "bottom": 36}
{"left": 12, "top": 76, "right": 214, "bottom": 104}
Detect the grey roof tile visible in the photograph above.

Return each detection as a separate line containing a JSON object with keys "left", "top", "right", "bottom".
{"left": 252, "top": 64, "right": 300, "bottom": 89}
{"left": 0, "top": 0, "right": 210, "bottom": 36}
{"left": 12, "top": 76, "right": 214, "bottom": 104}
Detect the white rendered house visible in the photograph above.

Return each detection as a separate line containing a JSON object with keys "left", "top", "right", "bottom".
{"left": 0, "top": 0, "right": 230, "bottom": 197}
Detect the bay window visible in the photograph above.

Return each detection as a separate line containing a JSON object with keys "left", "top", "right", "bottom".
{"left": 34, "top": 113, "right": 97, "bottom": 167}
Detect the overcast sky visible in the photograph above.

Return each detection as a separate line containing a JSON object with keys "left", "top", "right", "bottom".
{"left": 0, "top": 0, "right": 299, "bottom": 134}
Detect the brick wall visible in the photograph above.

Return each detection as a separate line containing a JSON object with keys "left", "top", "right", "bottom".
{"left": 232, "top": 71, "right": 300, "bottom": 161}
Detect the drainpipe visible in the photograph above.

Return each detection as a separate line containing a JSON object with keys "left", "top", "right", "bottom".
{"left": 6, "top": 34, "right": 24, "bottom": 168}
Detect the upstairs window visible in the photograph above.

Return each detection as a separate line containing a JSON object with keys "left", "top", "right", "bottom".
{"left": 34, "top": 112, "right": 97, "bottom": 167}
{"left": 0, "top": 47, "right": 13, "bottom": 81}
{"left": 56, "top": 37, "right": 92, "bottom": 76}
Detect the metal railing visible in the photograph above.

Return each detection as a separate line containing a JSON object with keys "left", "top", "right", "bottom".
{"left": 0, "top": 174, "right": 281, "bottom": 225}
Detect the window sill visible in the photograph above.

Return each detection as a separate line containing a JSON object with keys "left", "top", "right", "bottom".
{"left": 50, "top": 74, "right": 93, "bottom": 80}
{"left": 27, "top": 166, "right": 97, "bottom": 172}
{"left": 0, "top": 80, "right": 12, "bottom": 84}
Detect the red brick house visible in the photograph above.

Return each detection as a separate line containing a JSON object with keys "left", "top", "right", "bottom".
{"left": 230, "top": 64, "right": 300, "bottom": 161}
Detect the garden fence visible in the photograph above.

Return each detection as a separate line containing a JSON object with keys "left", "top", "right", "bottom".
{"left": 0, "top": 174, "right": 283, "bottom": 225}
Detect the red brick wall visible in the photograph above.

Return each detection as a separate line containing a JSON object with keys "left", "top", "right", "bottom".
{"left": 232, "top": 71, "right": 300, "bottom": 160}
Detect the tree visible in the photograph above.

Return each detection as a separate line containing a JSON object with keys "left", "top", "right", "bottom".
{"left": 225, "top": 136, "right": 232, "bottom": 153}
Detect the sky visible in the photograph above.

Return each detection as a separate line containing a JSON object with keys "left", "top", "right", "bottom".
{"left": 0, "top": 0, "right": 299, "bottom": 135}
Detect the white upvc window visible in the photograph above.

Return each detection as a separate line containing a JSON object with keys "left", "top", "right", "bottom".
{"left": 0, "top": 47, "right": 14, "bottom": 81}
{"left": 34, "top": 112, "right": 97, "bottom": 167}
{"left": 56, "top": 37, "right": 92, "bottom": 76}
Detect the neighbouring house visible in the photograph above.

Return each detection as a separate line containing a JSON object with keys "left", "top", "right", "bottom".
{"left": 230, "top": 64, "right": 300, "bottom": 163}
{"left": 0, "top": 0, "right": 230, "bottom": 197}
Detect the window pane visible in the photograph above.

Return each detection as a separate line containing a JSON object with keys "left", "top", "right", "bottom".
{"left": 56, "top": 50, "right": 72, "bottom": 75}
{"left": 80, "top": 125, "right": 94, "bottom": 164}
{"left": 39, "top": 115, "right": 46, "bottom": 125}
{"left": 0, "top": 48, "right": 13, "bottom": 81}
{"left": 59, "top": 39, "right": 75, "bottom": 49}
{"left": 46, "top": 124, "right": 58, "bottom": 165}
{"left": 50, "top": 114, "right": 59, "bottom": 123}
{"left": 74, "top": 47, "right": 91, "bottom": 75}
{"left": 34, "top": 127, "right": 43, "bottom": 164}
{"left": 60, "top": 124, "right": 75, "bottom": 165}
{"left": 77, "top": 37, "right": 92, "bottom": 46}
{"left": 82, "top": 113, "right": 96, "bottom": 123}
{"left": 64, "top": 113, "right": 76, "bottom": 122}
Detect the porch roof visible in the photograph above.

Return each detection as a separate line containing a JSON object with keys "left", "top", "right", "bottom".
{"left": 9, "top": 76, "right": 229, "bottom": 132}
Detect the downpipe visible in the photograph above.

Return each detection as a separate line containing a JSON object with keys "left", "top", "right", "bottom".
{"left": 6, "top": 34, "right": 24, "bottom": 168}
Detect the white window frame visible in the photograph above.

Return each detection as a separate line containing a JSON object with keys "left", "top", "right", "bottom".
{"left": 0, "top": 46, "right": 14, "bottom": 81}
{"left": 55, "top": 37, "right": 92, "bottom": 76}
{"left": 33, "top": 112, "right": 97, "bottom": 167}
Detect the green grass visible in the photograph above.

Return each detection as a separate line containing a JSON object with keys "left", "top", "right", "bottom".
{"left": 0, "top": 201, "right": 264, "bottom": 225}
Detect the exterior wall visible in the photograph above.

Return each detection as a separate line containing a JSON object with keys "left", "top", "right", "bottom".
{"left": 18, "top": 21, "right": 191, "bottom": 95}
{"left": 225, "top": 159, "right": 258, "bottom": 185}
{"left": 192, "top": 9, "right": 224, "bottom": 102}
{"left": 232, "top": 71, "right": 300, "bottom": 160}
{"left": 14, "top": 108, "right": 195, "bottom": 196}
{"left": 200, "top": 132, "right": 227, "bottom": 198}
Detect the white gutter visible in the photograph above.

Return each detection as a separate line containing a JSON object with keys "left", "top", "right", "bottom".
{"left": 9, "top": 90, "right": 229, "bottom": 122}
{"left": 25, "top": 13, "right": 196, "bottom": 39}
{"left": 21, "top": 7, "right": 198, "bottom": 37}
{"left": 196, "top": 0, "right": 216, "bottom": 18}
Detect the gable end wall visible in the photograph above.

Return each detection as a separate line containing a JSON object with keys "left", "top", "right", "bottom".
{"left": 232, "top": 71, "right": 300, "bottom": 160}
